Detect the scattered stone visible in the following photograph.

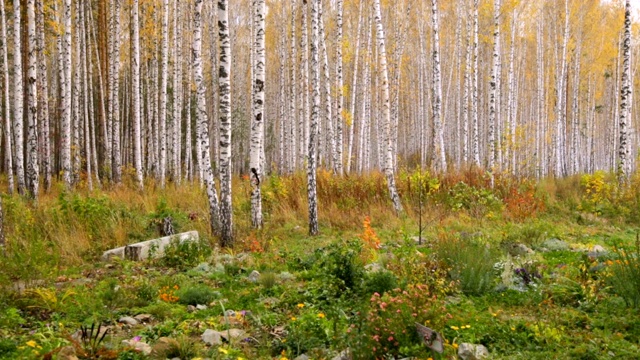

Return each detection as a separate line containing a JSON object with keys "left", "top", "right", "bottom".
{"left": 364, "top": 263, "right": 384, "bottom": 273}
{"left": 445, "top": 296, "right": 462, "bottom": 305}
{"left": 236, "top": 253, "right": 252, "bottom": 263}
{"left": 102, "top": 231, "right": 199, "bottom": 261}
{"left": 219, "top": 328, "right": 247, "bottom": 342}
{"left": 411, "top": 236, "right": 426, "bottom": 244}
{"left": 294, "top": 355, "right": 310, "bottom": 360}
{"left": 187, "top": 305, "right": 197, "bottom": 313}
{"left": 202, "top": 329, "right": 223, "bottom": 346}
{"left": 540, "top": 238, "right": 569, "bottom": 252}
{"left": 118, "top": 316, "right": 139, "bottom": 326}
{"left": 331, "top": 349, "right": 351, "bottom": 360}
{"left": 458, "top": 343, "right": 489, "bottom": 360}
{"left": 507, "top": 243, "right": 535, "bottom": 257}
{"left": 196, "top": 304, "right": 208, "bottom": 311}
{"left": 588, "top": 245, "right": 608, "bottom": 258}
{"left": 122, "top": 338, "right": 152, "bottom": 355}
{"left": 193, "top": 262, "right": 212, "bottom": 273}
{"left": 212, "top": 263, "right": 226, "bottom": 274}
{"left": 225, "top": 310, "right": 236, "bottom": 317}
{"left": 134, "top": 314, "right": 153, "bottom": 323}
{"left": 277, "top": 271, "right": 296, "bottom": 281}
{"left": 57, "top": 346, "right": 79, "bottom": 360}
{"left": 261, "top": 297, "right": 280, "bottom": 306}
{"left": 247, "top": 270, "right": 261, "bottom": 282}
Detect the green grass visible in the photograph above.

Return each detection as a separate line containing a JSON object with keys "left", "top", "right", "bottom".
{"left": 1, "top": 171, "right": 640, "bottom": 359}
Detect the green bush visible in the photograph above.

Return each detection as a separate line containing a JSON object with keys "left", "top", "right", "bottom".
{"left": 435, "top": 237, "right": 498, "bottom": 295}
{"left": 177, "top": 285, "right": 219, "bottom": 306}
{"left": 446, "top": 181, "right": 503, "bottom": 217}
{"left": 608, "top": 238, "right": 640, "bottom": 307}
{"left": 362, "top": 270, "right": 398, "bottom": 296}
{"left": 158, "top": 238, "right": 212, "bottom": 270}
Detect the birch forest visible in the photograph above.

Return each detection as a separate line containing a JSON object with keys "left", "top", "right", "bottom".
{"left": 2, "top": 0, "right": 640, "bottom": 358}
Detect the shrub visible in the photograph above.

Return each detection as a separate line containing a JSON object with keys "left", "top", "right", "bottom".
{"left": 607, "top": 237, "right": 640, "bottom": 307}
{"left": 285, "top": 311, "right": 331, "bottom": 356}
{"left": 434, "top": 236, "right": 498, "bottom": 295}
{"left": 177, "top": 285, "right": 218, "bottom": 306}
{"left": 158, "top": 238, "right": 212, "bottom": 270}
{"left": 351, "top": 285, "right": 447, "bottom": 359}
{"left": 362, "top": 270, "right": 398, "bottom": 296}
{"left": 446, "top": 181, "right": 503, "bottom": 217}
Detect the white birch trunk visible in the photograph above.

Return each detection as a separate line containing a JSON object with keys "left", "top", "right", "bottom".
{"left": 194, "top": 0, "right": 220, "bottom": 235}
{"left": 319, "top": 0, "right": 334, "bottom": 171}
{"left": 158, "top": 0, "right": 169, "bottom": 186}
{"left": 619, "top": 0, "right": 632, "bottom": 181}
{"left": 13, "top": 0, "right": 25, "bottom": 194}
{"left": 308, "top": 0, "right": 320, "bottom": 235}
{"left": 471, "top": 0, "right": 480, "bottom": 166}
{"left": 373, "top": 0, "right": 403, "bottom": 214}
{"left": 26, "top": 0, "right": 38, "bottom": 198}
{"left": 251, "top": 0, "right": 266, "bottom": 229}
{"left": 346, "top": 0, "right": 363, "bottom": 173}
{"left": 111, "top": 0, "right": 122, "bottom": 183}
{"left": 131, "top": 0, "right": 143, "bottom": 190}
{"left": 488, "top": 0, "right": 501, "bottom": 173}
{"left": 335, "top": 0, "right": 344, "bottom": 175}
{"left": 0, "top": 0, "right": 13, "bottom": 193}
{"left": 431, "top": 0, "right": 446, "bottom": 172}
{"left": 219, "top": 0, "right": 233, "bottom": 245}
{"left": 36, "top": 0, "right": 49, "bottom": 192}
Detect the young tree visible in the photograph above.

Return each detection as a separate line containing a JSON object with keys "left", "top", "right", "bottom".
{"left": 218, "top": 0, "right": 233, "bottom": 246}
{"left": 194, "top": 0, "right": 220, "bottom": 235}
{"left": 373, "top": 0, "right": 403, "bottom": 214}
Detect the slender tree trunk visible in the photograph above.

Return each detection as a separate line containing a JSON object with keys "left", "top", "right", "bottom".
{"left": 13, "top": 0, "right": 26, "bottom": 194}
{"left": 131, "top": 0, "right": 143, "bottom": 190}
{"left": 488, "top": 0, "right": 501, "bottom": 175}
{"left": 471, "top": 0, "right": 480, "bottom": 166}
{"left": 308, "top": 0, "right": 320, "bottom": 235}
{"left": 36, "top": 0, "right": 49, "bottom": 192}
{"left": 172, "top": 0, "right": 182, "bottom": 184}
{"left": 0, "top": 0, "right": 13, "bottom": 193}
{"left": 26, "top": 0, "right": 38, "bottom": 198}
{"left": 289, "top": 0, "right": 298, "bottom": 172}
{"left": 158, "top": 0, "right": 169, "bottom": 186}
{"left": 193, "top": 0, "right": 220, "bottom": 235}
{"left": 219, "top": 0, "right": 233, "bottom": 245}
{"left": 347, "top": 0, "right": 363, "bottom": 173}
{"left": 462, "top": 4, "right": 471, "bottom": 165}
{"left": 300, "top": 0, "right": 310, "bottom": 166}
{"left": 373, "top": 0, "right": 403, "bottom": 214}
{"left": 111, "top": 0, "right": 122, "bottom": 183}
{"left": 335, "top": 0, "right": 344, "bottom": 175}
{"left": 619, "top": 0, "right": 632, "bottom": 182}
{"left": 251, "top": 0, "right": 266, "bottom": 229}
{"left": 319, "top": 0, "right": 334, "bottom": 171}
{"left": 431, "top": 0, "right": 446, "bottom": 172}
{"left": 555, "top": 0, "right": 569, "bottom": 177}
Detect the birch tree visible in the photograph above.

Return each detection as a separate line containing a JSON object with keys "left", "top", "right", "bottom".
{"left": 132, "top": 0, "right": 143, "bottom": 190}
{"left": 194, "top": 0, "right": 220, "bottom": 235}
{"left": 219, "top": 0, "right": 233, "bottom": 246}
{"left": 111, "top": 0, "right": 122, "bottom": 183}
{"left": 619, "top": 0, "right": 632, "bottom": 182}
{"left": 251, "top": 0, "right": 266, "bottom": 229}
{"left": 335, "top": 0, "right": 344, "bottom": 175}
{"left": 373, "top": 0, "right": 403, "bottom": 214}
{"left": 13, "top": 0, "right": 25, "bottom": 194}
{"left": 159, "top": 0, "right": 169, "bottom": 186}
{"left": 488, "top": 0, "right": 501, "bottom": 173}
{"left": 431, "top": 0, "right": 446, "bottom": 172}
{"left": 0, "top": 0, "right": 12, "bottom": 193}
{"left": 308, "top": 0, "right": 320, "bottom": 235}
{"left": 472, "top": 0, "right": 480, "bottom": 166}
{"left": 26, "top": 0, "right": 38, "bottom": 198}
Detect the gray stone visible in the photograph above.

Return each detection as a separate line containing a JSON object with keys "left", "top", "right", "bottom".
{"left": 247, "top": 270, "right": 261, "bottom": 282}
{"left": 540, "top": 238, "right": 569, "bottom": 252}
{"left": 220, "top": 328, "right": 247, "bottom": 341}
{"left": 331, "top": 349, "right": 351, "bottom": 360}
{"left": 134, "top": 314, "right": 153, "bottom": 323}
{"left": 294, "top": 355, "right": 310, "bottom": 360}
{"left": 277, "top": 271, "right": 296, "bottom": 281}
{"left": 196, "top": 304, "right": 208, "bottom": 311}
{"left": 364, "top": 263, "right": 384, "bottom": 272}
{"left": 224, "top": 309, "right": 236, "bottom": 317}
{"left": 193, "top": 262, "right": 212, "bottom": 273}
{"left": 118, "top": 316, "right": 139, "bottom": 326}
{"left": 202, "top": 329, "right": 223, "bottom": 346}
{"left": 102, "top": 231, "right": 199, "bottom": 261}
{"left": 458, "top": 343, "right": 489, "bottom": 360}
{"left": 187, "top": 305, "right": 197, "bottom": 313}
{"left": 508, "top": 243, "right": 534, "bottom": 257}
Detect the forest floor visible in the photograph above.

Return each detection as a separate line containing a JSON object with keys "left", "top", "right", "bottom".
{"left": 1, "top": 170, "right": 640, "bottom": 359}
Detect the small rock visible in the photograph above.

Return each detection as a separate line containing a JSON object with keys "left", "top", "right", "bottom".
{"left": 458, "top": 343, "right": 489, "bottom": 360}
{"left": 202, "top": 329, "right": 223, "bottom": 346}
{"left": 277, "top": 271, "right": 296, "bottom": 281}
{"left": 331, "top": 349, "right": 351, "bottom": 360}
{"left": 134, "top": 314, "right": 153, "bottom": 323}
{"left": 294, "top": 355, "right": 310, "bottom": 360}
{"left": 540, "top": 238, "right": 569, "bottom": 252}
{"left": 261, "top": 297, "right": 280, "bottom": 306}
{"left": 591, "top": 245, "right": 607, "bottom": 253}
{"left": 118, "top": 316, "right": 139, "bottom": 326}
{"left": 225, "top": 309, "right": 236, "bottom": 317}
{"left": 212, "top": 263, "right": 225, "bottom": 274}
{"left": 220, "top": 328, "right": 247, "bottom": 341}
{"left": 364, "top": 263, "right": 384, "bottom": 272}
{"left": 247, "top": 270, "right": 261, "bottom": 282}
{"left": 133, "top": 342, "right": 152, "bottom": 355}
{"left": 170, "top": 358, "right": 181, "bottom": 360}
{"left": 508, "top": 243, "right": 534, "bottom": 257}
{"left": 187, "top": 305, "right": 197, "bottom": 313}
{"left": 58, "top": 346, "right": 79, "bottom": 360}
{"left": 196, "top": 304, "right": 208, "bottom": 311}
{"left": 193, "top": 262, "right": 212, "bottom": 273}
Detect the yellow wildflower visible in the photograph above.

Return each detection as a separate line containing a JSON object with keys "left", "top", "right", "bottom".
{"left": 291, "top": 317, "right": 297, "bottom": 321}
{"left": 218, "top": 347, "right": 229, "bottom": 355}
{"left": 297, "top": 303, "right": 305, "bottom": 308}
{"left": 317, "top": 313, "right": 325, "bottom": 318}
{"left": 26, "top": 341, "right": 37, "bottom": 348}
{"left": 450, "top": 326, "right": 459, "bottom": 331}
